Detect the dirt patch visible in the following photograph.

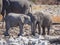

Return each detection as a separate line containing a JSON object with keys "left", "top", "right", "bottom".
{"left": 0, "top": 14, "right": 3, "bottom": 21}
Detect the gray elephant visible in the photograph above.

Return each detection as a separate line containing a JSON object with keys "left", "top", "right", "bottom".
{"left": 1, "top": 0, "right": 31, "bottom": 20}
{"left": 4, "top": 13, "right": 31, "bottom": 36}
{"left": 27, "top": 12, "right": 52, "bottom": 35}
{"left": 41, "top": 14, "right": 52, "bottom": 35}
{"left": 33, "top": 12, "right": 52, "bottom": 35}
{"left": 27, "top": 12, "right": 37, "bottom": 36}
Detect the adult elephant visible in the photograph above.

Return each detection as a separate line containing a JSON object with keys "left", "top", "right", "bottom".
{"left": 4, "top": 13, "right": 31, "bottom": 36}
{"left": 1, "top": 0, "right": 31, "bottom": 19}
{"left": 27, "top": 12, "right": 52, "bottom": 36}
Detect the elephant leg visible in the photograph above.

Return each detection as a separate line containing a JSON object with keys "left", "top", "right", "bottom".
{"left": 42, "top": 26, "right": 45, "bottom": 35}
{"left": 31, "top": 23, "right": 35, "bottom": 36}
{"left": 38, "top": 22, "right": 41, "bottom": 35}
{"left": 32, "top": 22, "right": 36, "bottom": 36}
{"left": 47, "top": 26, "right": 50, "bottom": 35}
{"left": 4, "top": 22, "right": 10, "bottom": 36}
{"left": 30, "top": 22, "right": 33, "bottom": 35}
{"left": 19, "top": 22, "right": 23, "bottom": 36}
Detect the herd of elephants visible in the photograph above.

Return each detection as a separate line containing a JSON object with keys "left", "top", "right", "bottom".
{"left": 0, "top": 0, "right": 52, "bottom": 36}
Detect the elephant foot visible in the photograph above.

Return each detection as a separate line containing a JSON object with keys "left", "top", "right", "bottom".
{"left": 38, "top": 32, "right": 41, "bottom": 35}
{"left": 4, "top": 32, "right": 9, "bottom": 36}
{"left": 18, "top": 33, "right": 24, "bottom": 36}
{"left": 18, "top": 33, "right": 23, "bottom": 36}
{"left": 47, "top": 31, "right": 50, "bottom": 35}
{"left": 31, "top": 32, "right": 35, "bottom": 36}
{"left": 42, "top": 33, "right": 46, "bottom": 35}
{"left": 47, "top": 33, "right": 50, "bottom": 35}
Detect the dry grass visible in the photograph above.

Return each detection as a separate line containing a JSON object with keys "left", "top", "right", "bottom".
{"left": 52, "top": 16, "right": 60, "bottom": 23}
{"left": 8, "top": 26, "right": 20, "bottom": 36}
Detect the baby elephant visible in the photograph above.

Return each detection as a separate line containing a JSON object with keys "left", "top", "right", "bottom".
{"left": 33, "top": 12, "right": 52, "bottom": 35}
{"left": 4, "top": 13, "right": 31, "bottom": 36}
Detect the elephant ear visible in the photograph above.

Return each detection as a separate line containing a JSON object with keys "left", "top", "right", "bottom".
{"left": 24, "top": 15, "right": 31, "bottom": 24}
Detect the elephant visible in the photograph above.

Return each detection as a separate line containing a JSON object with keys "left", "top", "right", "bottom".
{"left": 4, "top": 13, "right": 31, "bottom": 36}
{"left": 33, "top": 12, "right": 52, "bottom": 35}
{"left": 27, "top": 12, "right": 52, "bottom": 36}
{"left": 27, "top": 12, "right": 37, "bottom": 36}
{"left": 1, "top": 0, "right": 31, "bottom": 20}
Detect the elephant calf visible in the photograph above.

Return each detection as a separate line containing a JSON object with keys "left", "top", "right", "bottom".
{"left": 33, "top": 12, "right": 52, "bottom": 35}
{"left": 4, "top": 13, "right": 31, "bottom": 36}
